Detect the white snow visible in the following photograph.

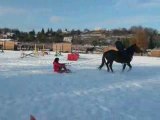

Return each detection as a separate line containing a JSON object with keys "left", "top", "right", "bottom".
{"left": 0, "top": 51, "right": 160, "bottom": 120}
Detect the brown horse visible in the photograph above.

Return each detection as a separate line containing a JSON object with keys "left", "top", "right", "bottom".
{"left": 99, "top": 44, "right": 141, "bottom": 72}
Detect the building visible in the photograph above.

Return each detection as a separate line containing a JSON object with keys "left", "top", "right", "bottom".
{"left": 149, "top": 49, "right": 160, "bottom": 57}
{"left": 0, "top": 39, "right": 16, "bottom": 50}
{"left": 53, "top": 43, "right": 72, "bottom": 53}
{"left": 63, "top": 37, "right": 72, "bottom": 43}
{"left": 80, "top": 30, "right": 106, "bottom": 40}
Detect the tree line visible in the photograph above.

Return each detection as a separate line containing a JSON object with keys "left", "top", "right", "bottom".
{"left": 0, "top": 26, "right": 160, "bottom": 49}
{"left": 0, "top": 28, "right": 82, "bottom": 43}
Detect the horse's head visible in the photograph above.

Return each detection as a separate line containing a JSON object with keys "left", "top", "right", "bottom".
{"left": 132, "top": 44, "right": 142, "bottom": 53}
{"left": 126, "top": 44, "right": 142, "bottom": 56}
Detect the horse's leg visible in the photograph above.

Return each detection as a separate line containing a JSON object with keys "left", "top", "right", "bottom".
{"left": 122, "top": 64, "right": 126, "bottom": 72}
{"left": 105, "top": 61, "right": 110, "bottom": 72}
{"left": 99, "top": 57, "right": 105, "bottom": 70}
{"left": 109, "top": 61, "right": 114, "bottom": 72}
{"left": 127, "top": 63, "right": 132, "bottom": 71}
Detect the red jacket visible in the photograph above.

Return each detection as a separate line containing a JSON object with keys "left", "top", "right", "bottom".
{"left": 53, "top": 62, "right": 64, "bottom": 72}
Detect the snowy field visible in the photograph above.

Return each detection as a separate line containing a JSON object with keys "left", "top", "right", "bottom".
{"left": 0, "top": 51, "right": 160, "bottom": 120}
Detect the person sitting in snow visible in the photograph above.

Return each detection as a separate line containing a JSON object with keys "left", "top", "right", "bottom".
{"left": 53, "top": 58, "right": 71, "bottom": 73}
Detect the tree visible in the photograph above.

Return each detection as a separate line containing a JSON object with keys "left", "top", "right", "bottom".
{"left": 37, "top": 30, "right": 46, "bottom": 43}
{"left": 135, "top": 29, "right": 148, "bottom": 50}
{"left": 57, "top": 29, "right": 62, "bottom": 34}
{"left": 18, "top": 32, "right": 28, "bottom": 42}
{"left": 28, "top": 30, "right": 36, "bottom": 42}
{"left": 92, "top": 40, "right": 98, "bottom": 46}
{"left": 84, "top": 28, "right": 90, "bottom": 33}
{"left": 148, "top": 35, "right": 154, "bottom": 49}
{"left": 122, "top": 38, "right": 130, "bottom": 48}
{"left": 41, "top": 28, "right": 45, "bottom": 34}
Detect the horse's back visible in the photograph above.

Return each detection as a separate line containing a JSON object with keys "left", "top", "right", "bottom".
{"left": 103, "top": 50, "right": 118, "bottom": 60}
{"left": 103, "top": 50, "right": 118, "bottom": 55}
{"left": 104, "top": 50, "right": 130, "bottom": 63}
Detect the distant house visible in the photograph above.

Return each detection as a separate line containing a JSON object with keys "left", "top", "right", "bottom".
{"left": 0, "top": 34, "right": 3, "bottom": 39}
{"left": 6, "top": 32, "right": 14, "bottom": 37}
{"left": 63, "top": 37, "right": 72, "bottom": 43}
{"left": 1, "top": 32, "right": 14, "bottom": 39}
{"left": 149, "top": 49, "right": 160, "bottom": 57}
{"left": 53, "top": 43, "right": 72, "bottom": 53}
{"left": 0, "top": 39, "right": 16, "bottom": 50}
{"left": 80, "top": 30, "right": 106, "bottom": 40}
{"left": 110, "top": 35, "right": 133, "bottom": 40}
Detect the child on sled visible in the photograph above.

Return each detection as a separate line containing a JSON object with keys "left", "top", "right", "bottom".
{"left": 53, "top": 58, "right": 71, "bottom": 73}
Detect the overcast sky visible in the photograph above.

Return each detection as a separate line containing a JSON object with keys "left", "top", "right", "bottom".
{"left": 0, "top": 0, "right": 160, "bottom": 31}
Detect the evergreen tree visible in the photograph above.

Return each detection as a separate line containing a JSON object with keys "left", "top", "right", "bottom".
{"left": 148, "top": 35, "right": 154, "bottom": 49}
{"left": 41, "top": 28, "right": 45, "bottom": 34}
{"left": 28, "top": 30, "right": 36, "bottom": 42}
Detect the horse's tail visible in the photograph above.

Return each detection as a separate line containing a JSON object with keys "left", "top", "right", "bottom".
{"left": 98, "top": 53, "right": 106, "bottom": 70}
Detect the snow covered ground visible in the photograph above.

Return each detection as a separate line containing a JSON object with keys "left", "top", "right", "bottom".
{"left": 0, "top": 51, "right": 160, "bottom": 120}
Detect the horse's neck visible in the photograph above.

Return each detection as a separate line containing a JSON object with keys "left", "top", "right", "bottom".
{"left": 126, "top": 46, "right": 135, "bottom": 57}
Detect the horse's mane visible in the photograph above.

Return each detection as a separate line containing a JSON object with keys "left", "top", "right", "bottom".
{"left": 124, "top": 44, "right": 136, "bottom": 60}
{"left": 126, "top": 44, "right": 135, "bottom": 51}
{"left": 126, "top": 44, "right": 136, "bottom": 53}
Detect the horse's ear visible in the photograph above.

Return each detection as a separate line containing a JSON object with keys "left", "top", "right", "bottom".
{"left": 133, "top": 44, "right": 137, "bottom": 46}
